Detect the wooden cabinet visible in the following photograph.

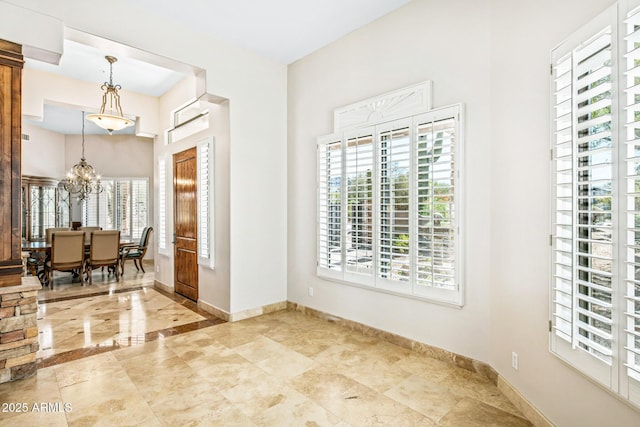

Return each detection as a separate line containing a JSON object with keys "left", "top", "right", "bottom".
{"left": 21, "top": 176, "right": 71, "bottom": 242}
{"left": 0, "top": 40, "right": 23, "bottom": 287}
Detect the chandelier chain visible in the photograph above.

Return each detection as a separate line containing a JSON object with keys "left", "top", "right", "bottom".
{"left": 81, "top": 113, "right": 86, "bottom": 159}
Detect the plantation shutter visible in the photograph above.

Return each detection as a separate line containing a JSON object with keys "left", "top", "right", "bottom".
{"left": 377, "top": 120, "right": 411, "bottom": 285}
{"left": 624, "top": 4, "right": 640, "bottom": 405}
{"left": 83, "top": 179, "right": 112, "bottom": 228}
{"left": 82, "top": 196, "right": 97, "bottom": 227}
{"left": 131, "top": 179, "right": 148, "bottom": 241}
{"left": 116, "top": 180, "right": 131, "bottom": 237}
{"left": 318, "top": 135, "right": 343, "bottom": 275}
{"left": 158, "top": 157, "right": 167, "bottom": 252}
{"left": 197, "top": 139, "right": 214, "bottom": 267}
{"left": 317, "top": 106, "right": 462, "bottom": 304}
{"left": 101, "top": 179, "right": 115, "bottom": 230}
{"left": 81, "top": 178, "right": 148, "bottom": 240}
{"left": 199, "top": 142, "right": 210, "bottom": 259}
{"left": 414, "top": 113, "right": 458, "bottom": 295}
{"left": 573, "top": 27, "right": 614, "bottom": 366}
{"left": 551, "top": 47, "right": 574, "bottom": 345}
{"left": 344, "top": 128, "right": 375, "bottom": 282}
{"left": 550, "top": 9, "right": 615, "bottom": 387}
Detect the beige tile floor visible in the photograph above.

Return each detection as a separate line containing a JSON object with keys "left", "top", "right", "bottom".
{"left": 37, "top": 287, "right": 206, "bottom": 359}
{"left": 0, "top": 268, "right": 532, "bottom": 426}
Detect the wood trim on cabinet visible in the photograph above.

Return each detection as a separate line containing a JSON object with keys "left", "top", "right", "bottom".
{"left": 0, "top": 39, "right": 23, "bottom": 287}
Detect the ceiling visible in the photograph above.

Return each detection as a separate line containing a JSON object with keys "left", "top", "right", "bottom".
{"left": 22, "top": 0, "right": 411, "bottom": 135}
{"left": 128, "top": 0, "right": 412, "bottom": 64}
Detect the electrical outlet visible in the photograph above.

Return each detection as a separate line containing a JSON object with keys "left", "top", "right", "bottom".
{"left": 511, "top": 351, "right": 519, "bottom": 370}
{"left": 308, "top": 287, "right": 314, "bottom": 297}
{"left": 156, "top": 265, "right": 160, "bottom": 273}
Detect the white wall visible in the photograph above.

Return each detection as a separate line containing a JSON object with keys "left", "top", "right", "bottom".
{"left": 21, "top": 124, "right": 65, "bottom": 177}
{"left": 288, "top": 0, "right": 640, "bottom": 425}
{"left": 64, "top": 134, "right": 153, "bottom": 179}
{"left": 288, "top": 0, "right": 493, "bottom": 362}
{"left": 489, "top": 0, "right": 639, "bottom": 426}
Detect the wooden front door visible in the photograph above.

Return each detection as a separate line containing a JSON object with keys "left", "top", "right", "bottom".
{"left": 173, "top": 147, "right": 198, "bottom": 300}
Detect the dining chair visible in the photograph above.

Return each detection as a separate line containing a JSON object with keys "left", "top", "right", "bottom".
{"left": 45, "top": 227, "right": 71, "bottom": 244}
{"left": 86, "top": 230, "right": 120, "bottom": 285}
{"left": 45, "top": 231, "right": 85, "bottom": 287}
{"left": 79, "top": 226, "right": 102, "bottom": 244}
{"left": 121, "top": 226, "right": 153, "bottom": 274}
{"left": 28, "top": 227, "right": 70, "bottom": 280}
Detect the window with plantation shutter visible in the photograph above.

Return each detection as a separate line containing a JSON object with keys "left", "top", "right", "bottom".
{"left": 317, "top": 104, "right": 463, "bottom": 305}
{"left": 624, "top": 2, "right": 640, "bottom": 405}
{"left": 197, "top": 138, "right": 214, "bottom": 268}
{"left": 550, "top": 1, "right": 640, "bottom": 408}
{"left": 158, "top": 157, "right": 167, "bottom": 253}
{"left": 82, "top": 178, "right": 149, "bottom": 241}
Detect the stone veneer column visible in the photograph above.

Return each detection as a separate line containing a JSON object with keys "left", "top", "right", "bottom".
{"left": 0, "top": 277, "right": 40, "bottom": 383}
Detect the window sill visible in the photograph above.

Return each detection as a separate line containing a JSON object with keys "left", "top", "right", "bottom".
{"left": 317, "top": 270, "right": 464, "bottom": 309}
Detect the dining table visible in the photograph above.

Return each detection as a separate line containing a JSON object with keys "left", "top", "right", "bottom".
{"left": 22, "top": 238, "right": 134, "bottom": 285}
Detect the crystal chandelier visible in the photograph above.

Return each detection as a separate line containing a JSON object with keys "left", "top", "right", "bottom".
{"left": 86, "top": 55, "right": 134, "bottom": 134}
{"left": 60, "top": 111, "right": 104, "bottom": 202}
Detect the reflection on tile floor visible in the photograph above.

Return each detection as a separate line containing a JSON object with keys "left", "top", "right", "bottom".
{"left": 37, "top": 264, "right": 156, "bottom": 303}
{"left": 0, "top": 269, "right": 532, "bottom": 426}
{"left": 37, "top": 288, "right": 206, "bottom": 359}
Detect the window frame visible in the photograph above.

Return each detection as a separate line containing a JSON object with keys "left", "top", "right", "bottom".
{"left": 317, "top": 104, "right": 464, "bottom": 306}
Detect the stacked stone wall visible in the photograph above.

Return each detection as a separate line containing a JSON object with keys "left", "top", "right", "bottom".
{"left": 0, "top": 278, "right": 40, "bottom": 383}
